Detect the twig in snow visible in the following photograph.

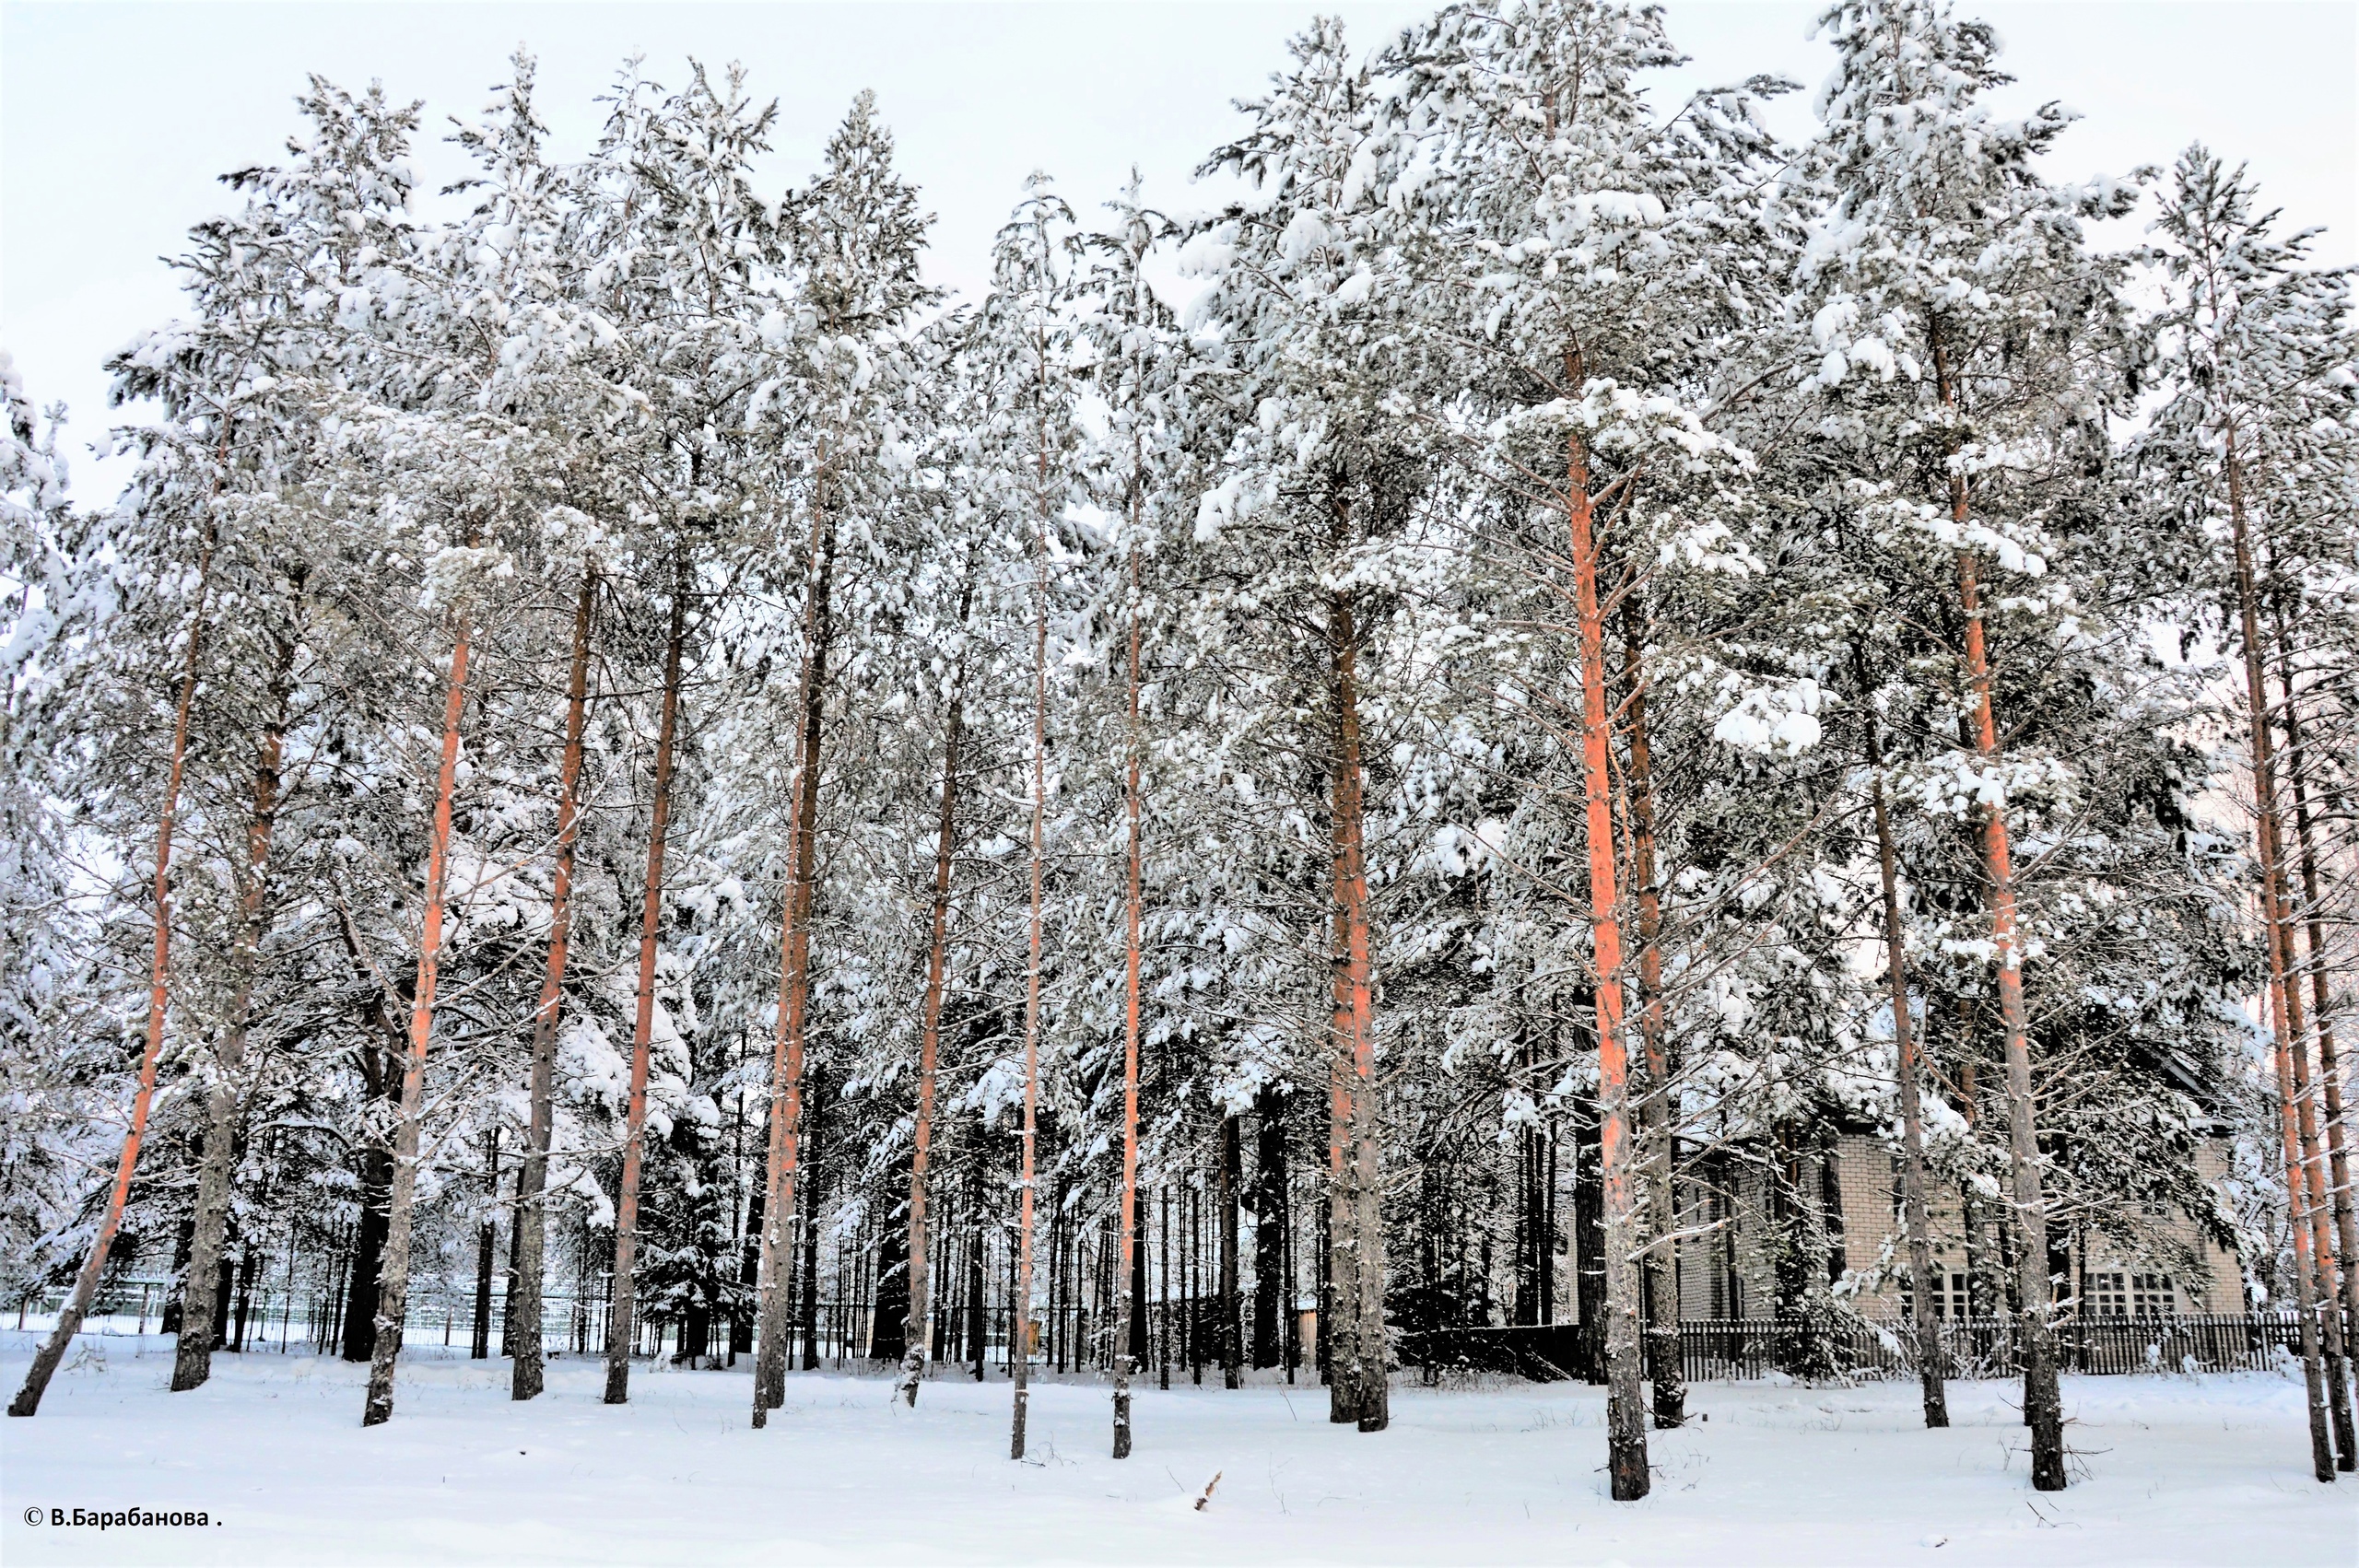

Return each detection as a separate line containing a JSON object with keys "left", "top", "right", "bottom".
{"left": 1194, "top": 1470, "right": 1223, "bottom": 1511}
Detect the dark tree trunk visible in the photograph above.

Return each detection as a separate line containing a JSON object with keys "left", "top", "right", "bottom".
{"left": 341, "top": 1143, "right": 392, "bottom": 1362}
{"left": 798, "top": 1065, "right": 825, "bottom": 1373}
{"left": 969, "top": 1170, "right": 988, "bottom": 1382}
{"left": 1864, "top": 717, "right": 1950, "bottom": 1429}
{"left": 472, "top": 1129, "right": 499, "bottom": 1360}
{"left": 511, "top": 563, "right": 595, "bottom": 1400}
{"left": 604, "top": 556, "right": 690, "bottom": 1407}
{"left": 1252, "top": 1090, "right": 1286, "bottom": 1368}
{"left": 1573, "top": 1100, "right": 1603, "bottom": 1344}
{"left": 1219, "top": 1115, "right": 1243, "bottom": 1388}
{"left": 734, "top": 1179, "right": 763, "bottom": 1358}
{"left": 873, "top": 1206, "right": 910, "bottom": 1363}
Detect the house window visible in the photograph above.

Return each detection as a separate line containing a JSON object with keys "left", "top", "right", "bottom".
{"left": 2085, "top": 1272, "right": 2176, "bottom": 1319}
{"left": 1899, "top": 1270, "right": 1972, "bottom": 1319}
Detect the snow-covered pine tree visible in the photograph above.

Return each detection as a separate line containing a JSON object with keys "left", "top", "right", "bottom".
{"left": 2137, "top": 145, "right": 2359, "bottom": 1480}
{"left": 1778, "top": 0, "right": 2157, "bottom": 1490}
{"left": 748, "top": 87, "right": 937, "bottom": 1423}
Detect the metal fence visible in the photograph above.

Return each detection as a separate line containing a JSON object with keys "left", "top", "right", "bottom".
{"left": 16, "top": 1283, "right": 2306, "bottom": 1386}
{"left": 1395, "top": 1313, "right": 2308, "bottom": 1384}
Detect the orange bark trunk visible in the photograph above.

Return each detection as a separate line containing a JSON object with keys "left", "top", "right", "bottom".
{"left": 752, "top": 479, "right": 839, "bottom": 1425}
{"left": 1932, "top": 326, "right": 2063, "bottom": 1490}
{"left": 1114, "top": 535, "right": 1144, "bottom": 1457}
{"left": 9, "top": 540, "right": 216, "bottom": 1418}
{"left": 1564, "top": 403, "right": 1647, "bottom": 1501}
{"left": 2223, "top": 437, "right": 2334, "bottom": 1480}
{"left": 2273, "top": 608, "right": 2359, "bottom": 1445}
{"left": 362, "top": 607, "right": 475, "bottom": 1427}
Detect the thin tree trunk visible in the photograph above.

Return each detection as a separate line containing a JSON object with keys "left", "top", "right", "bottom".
{"left": 1113, "top": 539, "right": 1144, "bottom": 1457}
{"left": 1865, "top": 712, "right": 1950, "bottom": 1428}
{"left": 969, "top": 1168, "right": 987, "bottom": 1381}
{"left": 1564, "top": 391, "right": 1647, "bottom": 1499}
{"left": 1159, "top": 1187, "right": 1171, "bottom": 1391}
{"left": 2270, "top": 605, "right": 2357, "bottom": 1469}
{"left": 604, "top": 556, "right": 690, "bottom": 1406}
{"left": 1624, "top": 613, "right": 1683, "bottom": 1429}
{"left": 2219, "top": 435, "right": 2334, "bottom": 1480}
{"left": 799, "top": 1065, "right": 825, "bottom": 1373}
{"left": 1219, "top": 1114, "right": 1242, "bottom": 1389}
{"left": 898, "top": 576, "right": 974, "bottom": 1407}
{"left": 1011, "top": 480, "right": 1048, "bottom": 1462}
{"left": 1933, "top": 328, "right": 2064, "bottom": 1491}
{"left": 361, "top": 606, "right": 475, "bottom": 1427}
{"left": 11, "top": 538, "right": 216, "bottom": 1417}
{"left": 513, "top": 564, "right": 594, "bottom": 1399}
{"left": 2280, "top": 908, "right": 2353, "bottom": 1469}
{"left": 172, "top": 621, "right": 297, "bottom": 1392}
{"left": 753, "top": 474, "right": 839, "bottom": 1423}
{"left": 472, "top": 1129, "right": 499, "bottom": 1360}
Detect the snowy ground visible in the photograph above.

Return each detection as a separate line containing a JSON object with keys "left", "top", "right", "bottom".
{"left": 3, "top": 1331, "right": 2351, "bottom": 1566}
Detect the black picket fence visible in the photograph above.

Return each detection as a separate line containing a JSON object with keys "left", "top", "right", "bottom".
{"left": 1394, "top": 1313, "right": 2307, "bottom": 1384}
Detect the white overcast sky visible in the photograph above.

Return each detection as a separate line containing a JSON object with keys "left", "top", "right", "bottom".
{"left": 4, "top": 1, "right": 2353, "bottom": 501}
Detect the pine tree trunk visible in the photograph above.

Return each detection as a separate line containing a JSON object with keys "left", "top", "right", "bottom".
{"left": 2279, "top": 871, "right": 2354, "bottom": 1469}
{"left": 361, "top": 608, "right": 475, "bottom": 1428}
{"left": 1866, "top": 732, "right": 1950, "bottom": 1428}
{"left": 1011, "top": 488, "right": 1049, "bottom": 1462}
{"left": 1326, "top": 544, "right": 1383, "bottom": 1429}
{"left": 1159, "top": 1188, "right": 1173, "bottom": 1390}
{"left": 11, "top": 540, "right": 216, "bottom": 1418}
{"left": 2218, "top": 436, "right": 2334, "bottom": 1480}
{"left": 1113, "top": 542, "right": 1144, "bottom": 1457}
{"left": 172, "top": 623, "right": 296, "bottom": 1393}
{"left": 899, "top": 572, "right": 974, "bottom": 1407}
{"left": 798, "top": 1067, "right": 825, "bottom": 1373}
{"left": 1325, "top": 1028, "right": 1357, "bottom": 1421}
{"left": 969, "top": 1169, "right": 988, "bottom": 1381}
{"left": 512, "top": 565, "right": 594, "bottom": 1399}
{"left": 604, "top": 556, "right": 690, "bottom": 1407}
{"left": 2269, "top": 607, "right": 2358, "bottom": 1469}
{"left": 1624, "top": 614, "right": 1683, "bottom": 1428}
{"left": 1564, "top": 404, "right": 1647, "bottom": 1499}
{"left": 1932, "top": 331, "right": 2064, "bottom": 1490}
{"left": 1253, "top": 1090, "right": 1286, "bottom": 1369}
{"left": 895, "top": 718, "right": 959, "bottom": 1403}
{"left": 341, "top": 1138, "right": 393, "bottom": 1361}
{"left": 472, "top": 1129, "right": 499, "bottom": 1360}
{"left": 753, "top": 482, "right": 839, "bottom": 1423}
{"left": 1954, "top": 545, "right": 2065, "bottom": 1487}
{"left": 1219, "top": 1116, "right": 1243, "bottom": 1388}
